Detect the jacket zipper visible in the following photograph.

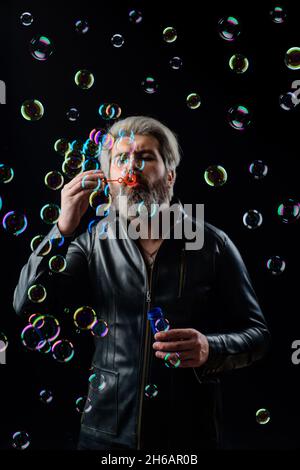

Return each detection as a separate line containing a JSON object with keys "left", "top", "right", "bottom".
{"left": 136, "top": 261, "right": 154, "bottom": 450}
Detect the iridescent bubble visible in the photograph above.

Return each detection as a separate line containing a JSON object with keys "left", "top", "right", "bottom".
{"left": 83, "top": 139, "right": 101, "bottom": 158}
{"left": 21, "top": 99, "right": 44, "bottom": 121}
{"left": 74, "top": 306, "right": 97, "bottom": 330}
{"left": 62, "top": 159, "right": 83, "bottom": 179}
{"left": 2, "top": 211, "right": 28, "bottom": 236}
{"left": 28, "top": 284, "right": 47, "bottom": 303}
{"left": 129, "top": 9, "right": 143, "bottom": 24}
{"left": 141, "top": 77, "right": 158, "bottom": 94}
{"left": 266, "top": 255, "right": 286, "bottom": 275}
{"left": 242, "top": 209, "right": 263, "bottom": 229}
{"left": 37, "top": 341, "right": 52, "bottom": 354}
{"left": 70, "top": 139, "right": 84, "bottom": 152}
{"left": 32, "top": 314, "right": 60, "bottom": 342}
{"left": 30, "top": 235, "right": 52, "bottom": 255}
{"left": 279, "top": 91, "right": 298, "bottom": 111}
{"left": 285, "top": 47, "right": 300, "bottom": 70}
{"left": 277, "top": 199, "right": 300, "bottom": 223}
{"left": 101, "top": 133, "right": 115, "bottom": 150}
{"left": 89, "top": 189, "right": 111, "bottom": 211}
{"left": 0, "top": 332, "right": 8, "bottom": 352}
{"left": 169, "top": 56, "right": 183, "bottom": 70}
{"left": 52, "top": 339, "right": 74, "bottom": 363}
{"left": 256, "top": 408, "right": 270, "bottom": 425}
{"left": 67, "top": 107, "right": 79, "bottom": 121}
{"left": 21, "top": 324, "right": 45, "bottom": 351}
{"left": 0, "top": 196, "right": 2, "bottom": 211}
{"left": 229, "top": 54, "right": 249, "bottom": 73}
{"left": 270, "top": 6, "right": 287, "bottom": 24}
{"left": 227, "top": 105, "right": 251, "bottom": 130}
{"left": 20, "top": 12, "right": 33, "bottom": 26}
{"left": 154, "top": 317, "right": 170, "bottom": 332}
{"left": 12, "top": 431, "right": 30, "bottom": 450}
{"left": 186, "top": 93, "right": 201, "bottom": 109}
{"left": 75, "top": 396, "right": 92, "bottom": 413}
{"left": 0, "top": 163, "right": 14, "bottom": 183}
{"left": 218, "top": 16, "right": 240, "bottom": 41}
{"left": 44, "top": 171, "right": 64, "bottom": 190}
{"left": 89, "top": 371, "right": 106, "bottom": 391}
{"left": 74, "top": 70, "right": 95, "bottom": 89}
{"left": 49, "top": 255, "right": 67, "bottom": 273}
{"left": 204, "top": 165, "right": 227, "bottom": 187}
{"left": 91, "top": 319, "right": 109, "bottom": 338}
{"left": 163, "top": 27, "right": 177, "bottom": 43}
{"left": 249, "top": 160, "right": 268, "bottom": 179}
{"left": 111, "top": 33, "right": 124, "bottom": 48}
{"left": 30, "top": 35, "right": 53, "bottom": 61}
{"left": 54, "top": 138, "right": 71, "bottom": 156}
{"left": 40, "top": 203, "right": 60, "bottom": 224}
{"left": 75, "top": 20, "right": 89, "bottom": 34}
{"left": 39, "top": 389, "right": 53, "bottom": 404}
{"left": 83, "top": 158, "right": 100, "bottom": 172}
{"left": 145, "top": 384, "right": 158, "bottom": 398}
{"left": 99, "top": 103, "right": 122, "bottom": 120}
{"left": 164, "top": 352, "right": 181, "bottom": 369}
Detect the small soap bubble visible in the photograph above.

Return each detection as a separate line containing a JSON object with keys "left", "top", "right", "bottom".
{"left": 75, "top": 20, "right": 89, "bottom": 34}
{"left": 227, "top": 105, "right": 251, "bottom": 131}
{"left": 229, "top": 53, "right": 249, "bottom": 73}
{"left": 30, "top": 35, "right": 53, "bottom": 61}
{"left": 67, "top": 108, "right": 80, "bottom": 121}
{"left": 21, "top": 99, "right": 44, "bottom": 121}
{"left": 129, "top": 10, "right": 143, "bottom": 24}
{"left": 277, "top": 199, "right": 300, "bottom": 223}
{"left": 242, "top": 209, "right": 263, "bottom": 229}
{"left": 145, "top": 384, "right": 158, "bottom": 398}
{"left": 218, "top": 16, "right": 241, "bottom": 41}
{"left": 28, "top": 284, "right": 47, "bottom": 303}
{"left": 256, "top": 408, "right": 270, "bottom": 424}
{"left": 40, "top": 203, "right": 60, "bottom": 224}
{"left": 0, "top": 164, "right": 14, "bottom": 183}
{"left": 12, "top": 431, "right": 30, "bottom": 450}
{"left": 2, "top": 211, "right": 28, "bottom": 236}
{"left": 74, "top": 306, "right": 97, "bottom": 330}
{"left": 141, "top": 77, "right": 158, "bottom": 94}
{"left": 20, "top": 12, "right": 33, "bottom": 26}
{"left": 52, "top": 339, "right": 74, "bottom": 363}
{"left": 163, "top": 27, "right": 177, "bottom": 43}
{"left": 111, "top": 33, "right": 124, "bottom": 48}
{"left": 169, "top": 56, "right": 183, "bottom": 70}
{"left": 270, "top": 6, "right": 287, "bottom": 24}
{"left": 44, "top": 171, "right": 64, "bottom": 190}
{"left": 249, "top": 160, "right": 268, "bottom": 179}
{"left": 204, "top": 165, "right": 227, "bottom": 187}
{"left": 74, "top": 70, "right": 95, "bottom": 89}
{"left": 266, "top": 256, "right": 286, "bottom": 275}
{"left": 39, "top": 389, "right": 53, "bottom": 404}
{"left": 186, "top": 93, "right": 201, "bottom": 109}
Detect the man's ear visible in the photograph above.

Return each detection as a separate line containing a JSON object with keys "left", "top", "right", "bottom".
{"left": 167, "top": 169, "right": 175, "bottom": 187}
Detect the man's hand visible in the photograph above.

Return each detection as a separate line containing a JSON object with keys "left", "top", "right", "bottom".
{"left": 152, "top": 328, "right": 209, "bottom": 368}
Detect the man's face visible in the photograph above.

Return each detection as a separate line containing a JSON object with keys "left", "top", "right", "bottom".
{"left": 109, "top": 134, "right": 174, "bottom": 218}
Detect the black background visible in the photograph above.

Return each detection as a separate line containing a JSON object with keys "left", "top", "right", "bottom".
{"left": 0, "top": 0, "right": 299, "bottom": 452}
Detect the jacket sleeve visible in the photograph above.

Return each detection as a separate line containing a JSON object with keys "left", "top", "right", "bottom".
{"left": 13, "top": 224, "right": 93, "bottom": 319}
{"left": 199, "top": 232, "right": 271, "bottom": 378}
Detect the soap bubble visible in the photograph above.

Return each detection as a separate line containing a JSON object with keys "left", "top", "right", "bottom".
{"left": 99, "top": 103, "right": 122, "bottom": 120}
{"left": 270, "top": 6, "right": 287, "bottom": 24}
{"left": 229, "top": 53, "right": 249, "bottom": 73}
{"left": 111, "top": 33, "right": 124, "bottom": 48}
{"left": 227, "top": 105, "right": 251, "bottom": 130}
{"left": 54, "top": 138, "right": 71, "bottom": 156}
{"left": 0, "top": 163, "right": 14, "bottom": 183}
{"left": 32, "top": 314, "right": 60, "bottom": 342}
{"left": 242, "top": 209, "right": 263, "bottom": 229}
{"left": 266, "top": 256, "right": 286, "bottom": 275}
{"left": 30, "top": 235, "right": 52, "bottom": 255}
{"left": 39, "top": 389, "right": 53, "bottom": 404}
{"left": 218, "top": 16, "right": 240, "bottom": 41}
{"left": 74, "top": 70, "right": 95, "bottom": 89}
{"left": 145, "top": 384, "right": 158, "bottom": 398}
{"left": 21, "top": 99, "right": 44, "bottom": 121}
{"left": 75, "top": 20, "right": 89, "bottom": 34}
{"left": 49, "top": 255, "right": 67, "bottom": 273}
{"left": 21, "top": 324, "right": 45, "bottom": 351}
{"left": 141, "top": 77, "right": 158, "bottom": 94}
{"left": 74, "top": 306, "right": 97, "bottom": 330}
{"left": 249, "top": 160, "right": 268, "bottom": 179}
{"left": 155, "top": 317, "right": 170, "bottom": 332}
{"left": 75, "top": 396, "right": 92, "bottom": 413}
{"left": 30, "top": 35, "right": 53, "bottom": 61}
{"left": 2, "top": 211, "right": 28, "bottom": 236}
{"left": 67, "top": 108, "right": 79, "bottom": 121}
{"left": 88, "top": 371, "right": 106, "bottom": 391}
{"left": 164, "top": 352, "right": 181, "bottom": 368}
{"left": 91, "top": 319, "right": 109, "bottom": 338}
{"left": 169, "top": 56, "right": 183, "bottom": 70}
{"left": 28, "top": 284, "right": 47, "bottom": 303}
{"left": 44, "top": 171, "right": 64, "bottom": 190}
{"left": 20, "top": 12, "right": 33, "bottom": 26}
{"left": 12, "top": 431, "right": 30, "bottom": 450}
{"left": 285, "top": 47, "right": 300, "bottom": 70}
{"left": 277, "top": 199, "right": 300, "bottom": 223}
{"left": 163, "top": 27, "right": 177, "bottom": 43}
{"left": 256, "top": 408, "right": 270, "bottom": 424}
{"left": 40, "top": 203, "right": 60, "bottom": 224}
{"left": 52, "top": 339, "right": 74, "bottom": 363}
{"left": 204, "top": 165, "right": 227, "bottom": 187}
{"left": 129, "top": 10, "right": 142, "bottom": 24}
{"left": 186, "top": 93, "right": 201, "bottom": 109}
{"left": 279, "top": 91, "right": 298, "bottom": 111}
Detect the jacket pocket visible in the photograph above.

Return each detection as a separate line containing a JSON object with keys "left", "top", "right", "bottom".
{"left": 81, "top": 366, "right": 119, "bottom": 436}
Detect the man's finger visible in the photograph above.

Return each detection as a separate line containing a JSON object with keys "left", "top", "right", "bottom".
{"left": 152, "top": 339, "right": 195, "bottom": 352}
{"left": 154, "top": 328, "right": 197, "bottom": 341}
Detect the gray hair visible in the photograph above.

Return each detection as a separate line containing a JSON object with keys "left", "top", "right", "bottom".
{"left": 99, "top": 116, "right": 181, "bottom": 197}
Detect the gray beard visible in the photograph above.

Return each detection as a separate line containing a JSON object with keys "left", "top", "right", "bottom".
{"left": 111, "top": 174, "right": 171, "bottom": 219}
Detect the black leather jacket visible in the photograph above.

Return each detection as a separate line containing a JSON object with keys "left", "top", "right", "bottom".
{"left": 13, "top": 201, "right": 270, "bottom": 450}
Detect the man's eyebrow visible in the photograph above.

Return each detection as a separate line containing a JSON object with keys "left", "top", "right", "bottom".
{"left": 135, "top": 149, "right": 157, "bottom": 155}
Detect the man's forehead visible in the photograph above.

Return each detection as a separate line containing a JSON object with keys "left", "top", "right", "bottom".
{"left": 112, "top": 134, "right": 159, "bottom": 154}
